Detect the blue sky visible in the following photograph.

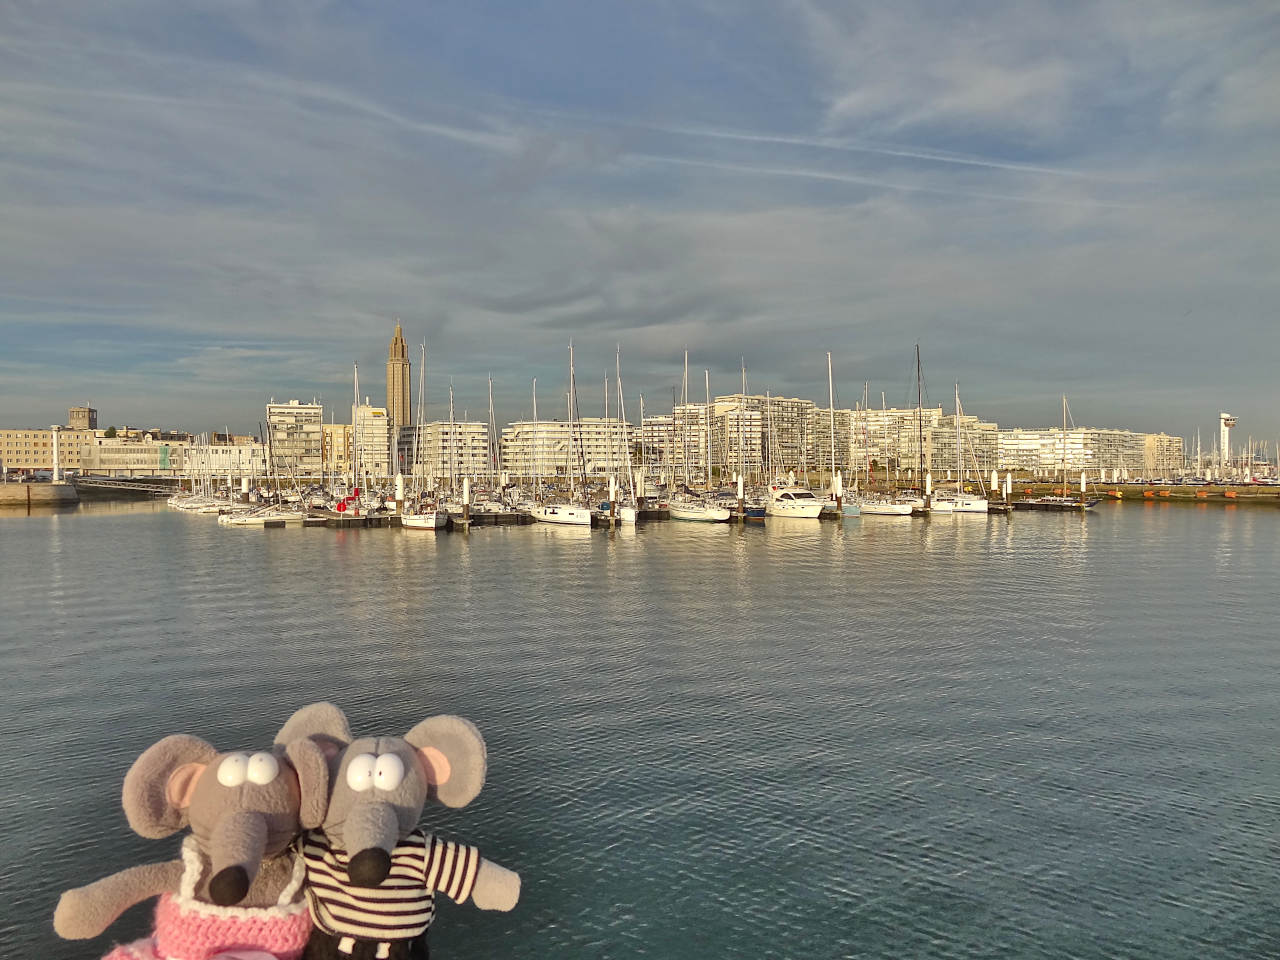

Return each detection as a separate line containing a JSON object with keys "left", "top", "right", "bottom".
{"left": 1, "top": 0, "right": 1277, "bottom": 446}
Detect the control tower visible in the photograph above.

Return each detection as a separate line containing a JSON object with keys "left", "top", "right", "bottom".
{"left": 1219, "top": 412, "right": 1237, "bottom": 471}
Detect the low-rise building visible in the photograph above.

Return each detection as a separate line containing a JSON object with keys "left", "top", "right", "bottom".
{"left": 0, "top": 426, "right": 95, "bottom": 476}
{"left": 81, "top": 433, "right": 190, "bottom": 477}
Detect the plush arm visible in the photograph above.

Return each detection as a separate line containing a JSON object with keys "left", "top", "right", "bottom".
{"left": 469, "top": 858, "right": 520, "bottom": 912}
{"left": 53, "top": 859, "right": 185, "bottom": 940}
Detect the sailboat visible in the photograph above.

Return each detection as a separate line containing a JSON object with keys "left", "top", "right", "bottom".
{"left": 534, "top": 342, "right": 592, "bottom": 525}
{"left": 1012, "top": 395, "right": 1100, "bottom": 511}
{"left": 401, "top": 341, "right": 448, "bottom": 530}
{"left": 667, "top": 356, "right": 730, "bottom": 522}
{"left": 933, "top": 384, "right": 988, "bottom": 514}
{"left": 825, "top": 352, "right": 859, "bottom": 519}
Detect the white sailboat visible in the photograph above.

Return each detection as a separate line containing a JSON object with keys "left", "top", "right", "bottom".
{"left": 535, "top": 342, "right": 593, "bottom": 526}
{"left": 937, "top": 384, "right": 989, "bottom": 514}
{"left": 826, "top": 352, "right": 859, "bottom": 519}
{"left": 401, "top": 341, "right": 448, "bottom": 530}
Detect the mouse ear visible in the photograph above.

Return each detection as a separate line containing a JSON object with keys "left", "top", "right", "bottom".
{"left": 404, "top": 716, "right": 487, "bottom": 808}
{"left": 284, "top": 737, "right": 331, "bottom": 830}
{"left": 123, "top": 734, "right": 218, "bottom": 838}
{"left": 275, "top": 702, "right": 351, "bottom": 748}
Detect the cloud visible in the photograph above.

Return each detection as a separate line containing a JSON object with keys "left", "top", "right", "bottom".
{"left": 0, "top": 0, "right": 1276, "bottom": 442}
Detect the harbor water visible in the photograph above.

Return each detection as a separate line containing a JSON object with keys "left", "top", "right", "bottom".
{"left": 2, "top": 501, "right": 1279, "bottom": 958}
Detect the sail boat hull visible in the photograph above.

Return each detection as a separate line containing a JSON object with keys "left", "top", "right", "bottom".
{"left": 534, "top": 504, "right": 592, "bottom": 525}
{"left": 400, "top": 511, "right": 448, "bottom": 529}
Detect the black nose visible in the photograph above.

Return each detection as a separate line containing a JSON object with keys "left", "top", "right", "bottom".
{"left": 209, "top": 865, "right": 250, "bottom": 905}
{"left": 348, "top": 848, "right": 392, "bottom": 887}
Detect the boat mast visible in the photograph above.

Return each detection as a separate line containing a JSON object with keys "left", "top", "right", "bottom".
{"left": 487, "top": 373, "right": 497, "bottom": 490}
{"left": 532, "top": 377, "right": 539, "bottom": 498}
{"left": 680, "top": 348, "right": 689, "bottom": 490}
{"left": 916, "top": 344, "right": 925, "bottom": 503}
{"left": 704, "top": 368, "right": 712, "bottom": 490}
{"left": 568, "top": 341, "right": 580, "bottom": 501}
{"left": 955, "top": 383, "right": 961, "bottom": 493}
{"left": 617, "top": 347, "right": 635, "bottom": 502}
{"left": 448, "top": 381, "right": 456, "bottom": 495}
{"left": 738, "top": 358, "right": 745, "bottom": 486}
{"left": 827, "top": 351, "right": 836, "bottom": 491}
{"left": 351, "top": 363, "right": 359, "bottom": 495}
{"left": 412, "top": 342, "right": 426, "bottom": 501}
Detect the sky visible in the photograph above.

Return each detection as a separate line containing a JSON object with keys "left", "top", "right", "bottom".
{"left": 1, "top": 0, "right": 1277, "bottom": 446}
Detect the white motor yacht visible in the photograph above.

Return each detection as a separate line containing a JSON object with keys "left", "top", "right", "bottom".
{"left": 765, "top": 484, "right": 826, "bottom": 518}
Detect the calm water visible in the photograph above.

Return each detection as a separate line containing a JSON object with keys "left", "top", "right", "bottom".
{"left": 2, "top": 500, "right": 1279, "bottom": 959}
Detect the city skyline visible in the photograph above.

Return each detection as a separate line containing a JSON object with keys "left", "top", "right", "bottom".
{"left": 1, "top": 3, "right": 1277, "bottom": 440}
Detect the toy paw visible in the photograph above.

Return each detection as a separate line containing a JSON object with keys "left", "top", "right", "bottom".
{"left": 54, "top": 887, "right": 101, "bottom": 940}
{"left": 471, "top": 859, "right": 520, "bottom": 912}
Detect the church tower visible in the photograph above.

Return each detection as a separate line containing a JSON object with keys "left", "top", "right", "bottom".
{"left": 386, "top": 322, "right": 411, "bottom": 435}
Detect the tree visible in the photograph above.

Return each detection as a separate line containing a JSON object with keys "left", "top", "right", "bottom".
{"left": 104, "top": 426, "right": 117, "bottom": 438}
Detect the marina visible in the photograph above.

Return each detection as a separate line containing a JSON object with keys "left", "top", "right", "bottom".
{"left": 4, "top": 499, "right": 1280, "bottom": 960}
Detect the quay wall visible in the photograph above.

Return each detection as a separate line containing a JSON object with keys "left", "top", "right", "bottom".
{"left": 0, "top": 482, "right": 79, "bottom": 507}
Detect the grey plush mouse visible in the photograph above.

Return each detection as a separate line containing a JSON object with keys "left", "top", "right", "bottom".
{"left": 53, "top": 724, "right": 328, "bottom": 959}
{"left": 277, "top": 703, "right": 520, "bottom": 960}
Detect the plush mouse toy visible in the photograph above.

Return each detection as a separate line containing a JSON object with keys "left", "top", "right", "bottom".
{"left": 277, "top": 703, "right": 520, "bottom": 960}
{"left": 53, "top": 723, "right": 329, "bottom": 960}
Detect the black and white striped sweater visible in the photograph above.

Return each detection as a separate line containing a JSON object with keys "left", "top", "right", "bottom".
{"left": 299, "top": 828, "right": 480, "bottom": 942}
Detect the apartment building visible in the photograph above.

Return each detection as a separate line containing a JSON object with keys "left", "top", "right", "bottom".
{"left": 265, "top": 400, "right": 324, "bottom": 478}
{"left": 500, "top": 418, "right": 634, "bottom": 479}
{"left": 414, "top": 420, "right": 489, "bottom": 486}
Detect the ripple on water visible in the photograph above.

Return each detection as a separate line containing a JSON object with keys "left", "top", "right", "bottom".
{"left": 2, "top": 505, "right": 1280, "bottom": 958}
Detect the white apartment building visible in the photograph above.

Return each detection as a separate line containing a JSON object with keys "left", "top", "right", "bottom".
{"left": 639, "top": 416, "right": 676, "bottom": 483}
{"left": 711, "top": 402, "right": 764, "bottom": 478}
{"left": 997, "top": 427, "right": 1179, "bottom": 477}
{"left": 500, "top": 418, "right": 634, "bottom": 480}
{"left": 414, "top": 421, "right": 490, "bottom": 487}
{"left": 927, "top": 414, "right": 1001, "bottom": 477}
{"left": 807, "top": 408, "right": 855, "bottom": 477}
{"left": 849, "top": 406, "right": 945, "bottom": 475}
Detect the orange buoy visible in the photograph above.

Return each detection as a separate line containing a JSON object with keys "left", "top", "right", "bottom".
{"left": 1143, "top": 491, "right": 1154, "bottom": 498}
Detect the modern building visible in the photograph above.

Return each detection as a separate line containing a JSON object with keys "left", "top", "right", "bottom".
{"left": 81, "top": 433, "right": 190, "bottom": 477}
{"left": 265, "top": 400, "right": 324, "bottom": 478}
{"left": 386, "top": 324, "right": 411, "bottom": 438}
{"left": 185, "top": 439, "right": 269, "bottom": 483}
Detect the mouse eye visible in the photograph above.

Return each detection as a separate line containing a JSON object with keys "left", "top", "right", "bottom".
{"left": 345, "top": 753, "right": 377, "bottom": 792}
{"left": 216, "top": 753, "right": 249, "bottom": 788}
{"left": 374, "top": 753, "right": 405, "bottom": 792}
{"left": 246, "top": 752, "right": 279, "bottom": 785}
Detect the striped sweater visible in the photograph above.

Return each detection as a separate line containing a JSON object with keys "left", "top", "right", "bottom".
{"left": 299, "top": 829, "right": 480, "bottom": 942}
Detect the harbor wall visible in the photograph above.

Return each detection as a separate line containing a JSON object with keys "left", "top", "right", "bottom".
{"left": 0, "top": 482, "right": 79, "bottom": 507}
